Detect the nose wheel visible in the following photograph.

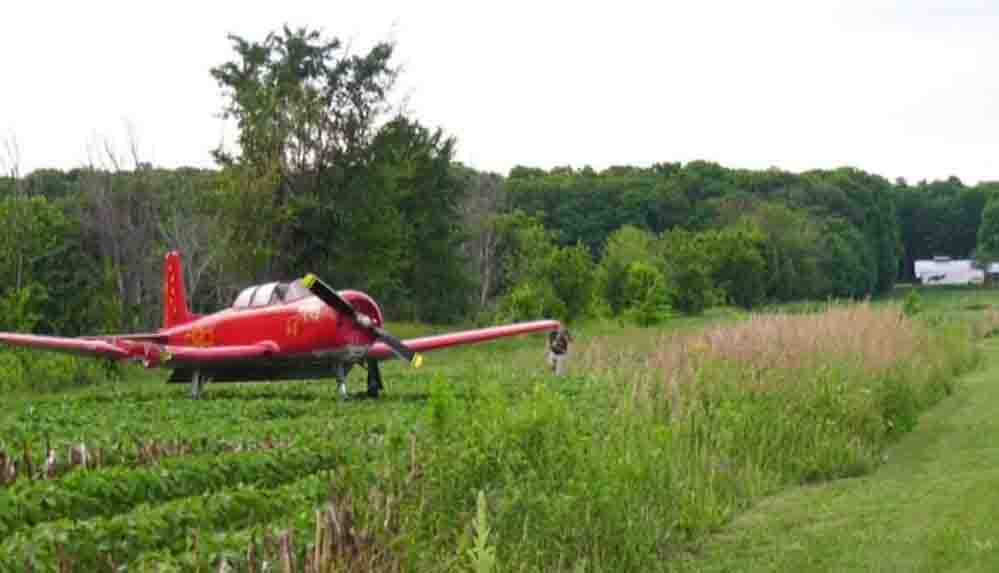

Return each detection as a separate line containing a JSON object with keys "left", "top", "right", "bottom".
{"left": 334, "top": 363, "right": 350, "bottom": 399}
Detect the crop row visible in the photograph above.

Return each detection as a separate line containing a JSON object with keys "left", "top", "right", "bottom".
{"left": 127, "top": 486, "right": 397, "bottom": 572}
{"left": 0, "top": 474, "right": 331, "bottom": 572}
{"left": 1, "top": 393, "right": 328, "bottom": 447}
{"left": 0, "top": 443, "right": 341, "bottom": 539}
{"left": 0, "top": 397, "right": 397, "bottom": 468}
{"left": 0, "top": 435, "right": 293, "bottom": 488}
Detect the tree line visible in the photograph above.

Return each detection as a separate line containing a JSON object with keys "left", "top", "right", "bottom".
{"left": 1, "top": 26, "right": 998, "bottom": 338}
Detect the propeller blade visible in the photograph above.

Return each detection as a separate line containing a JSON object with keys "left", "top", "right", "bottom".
{"left": 302, "top": 273, "right": 423, "bottom": 368}
{"left": 302, "top": 273, "right": 357, "bottom": 319}
{"left": 373, "top": 327, "right": 423, "bottom": 368}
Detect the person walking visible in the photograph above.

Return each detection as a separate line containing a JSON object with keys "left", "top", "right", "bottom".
{"left": 547, "top": 327, "right": 573, "bottom": 376}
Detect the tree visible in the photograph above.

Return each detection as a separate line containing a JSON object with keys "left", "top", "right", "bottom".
{"left": 77, "top": 134, "right": 161, "bottom": 329}
{"left": 976, "top": 198, "right": 999, "bottom": 270}
{"left": 211, "top": 26, "right": 398, "bottom": 276}
{"left": 622, "top": 261, "right": 669, "bottom": 325}
{"left": 658, "top": 230, "right": 718, "bottom": 314}
{"left": 212, "top": 27, "right": 472, "bottom": 322}
{"left": 742, "top": 203, "right": 824, "bottom": 301}
{"left": 375, "top": 117, "right": 470, "bottom": 322}
{"left": 705, "top": 225, "right": 767, "bottom": 308}
{"left": 547, "top": 243, "right": 594, "bottom": 321}
{"left": 457, "top": 166, "right": 507, "bottom": 310}
{"left": 595, "top": 225, "right": 657, "bottom": 314}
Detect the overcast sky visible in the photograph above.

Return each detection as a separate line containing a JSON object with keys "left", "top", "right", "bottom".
{"left": 1, "top": 0, "right": 996, "bottom": 183}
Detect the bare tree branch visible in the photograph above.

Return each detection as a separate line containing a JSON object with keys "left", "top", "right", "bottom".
{"left": 2, "top": 131, "right": 25, "bottom": 290}
{"left": 124, "top": 119, "right": 142, "bottom": 169}
{"left": 102, "top": 138, "right": 121, "bottom": 173}
{"left": 2, "top": 131, "right": 22, "bottom": 180}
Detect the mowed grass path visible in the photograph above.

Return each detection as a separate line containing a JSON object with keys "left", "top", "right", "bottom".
{"left": 676, "top": 338, "right": 999, "bottom": 572}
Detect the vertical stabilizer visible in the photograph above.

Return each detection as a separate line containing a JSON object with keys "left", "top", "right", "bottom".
{"left": 163, "top": 251, "right": 194, "bottom": 329}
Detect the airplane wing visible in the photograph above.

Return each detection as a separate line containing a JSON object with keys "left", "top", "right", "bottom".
{"left": 366, "top": 320, "right": 560, "bottom": 361}
{"left": 0, "top": 333, "right": 130, "bottom": 359}
{"left": 0, "top": 333, "right": 278, "bottom": 367}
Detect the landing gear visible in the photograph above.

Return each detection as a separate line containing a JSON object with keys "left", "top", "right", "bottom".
{"left": 366, "top": 359, "right": 383, "bottom": 398}
{"left": 334, "top": 363, "right": 350, "bottom": 399}
{"left": 190, "top": 370, "right": 205, "bottom": 400}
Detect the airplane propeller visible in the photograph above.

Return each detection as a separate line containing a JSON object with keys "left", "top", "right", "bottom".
{"left": 302, "top": 273, "right": 423, "bottom": 368}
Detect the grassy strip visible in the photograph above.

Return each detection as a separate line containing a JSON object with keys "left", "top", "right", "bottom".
{"left": 673, "top": 339, "right": 999, "bottom": 572}
{"left": 0, "top": 445, "right": 339, "bottom": 539}
{"left": 0, "top": 474, "right": 330, "bottom": 572}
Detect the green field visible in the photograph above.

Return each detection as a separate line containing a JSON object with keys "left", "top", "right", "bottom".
{"left": 675, "top": 337, "right": 999, "bottom": 572}
{"left": 1, "top": 289, "right": 997, "bottom": 571}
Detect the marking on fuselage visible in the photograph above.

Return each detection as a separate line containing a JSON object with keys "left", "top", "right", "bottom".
{"left": 299, "top": 300, "right": 323, "bottom": 322}
{"left": 187, "top": 326, "right": 215, "bottom": 347}
{"left": 286, "top": 316, "right": 304, "bottom": 338}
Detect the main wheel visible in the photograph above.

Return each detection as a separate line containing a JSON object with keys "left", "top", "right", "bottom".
{"left": 366, "top": 359, "right": 383, "bottom": 398}
{"left": 190, "top": 370, "right": 204, "bottom": 400}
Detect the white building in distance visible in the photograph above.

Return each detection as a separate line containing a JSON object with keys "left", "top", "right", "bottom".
{"left": 913, "top": 257, "right": 999, "bottom": 285}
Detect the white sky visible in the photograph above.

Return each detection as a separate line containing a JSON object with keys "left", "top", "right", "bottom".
{"left": 1, "top": 0, "right": 996, "bottom": 183}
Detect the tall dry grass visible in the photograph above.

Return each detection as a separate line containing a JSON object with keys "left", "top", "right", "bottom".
{"left": 579, "top": 303, "right": 965, "bottom": 409}
{"left": 671, "top": 303, "right": 920, "bottom": 373}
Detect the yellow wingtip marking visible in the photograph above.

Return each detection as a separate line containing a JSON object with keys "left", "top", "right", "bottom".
{"left": 303, "top": 274, "right": 317, "bottom": 288}
{"left": 413, "top": 353, "right": 424, "bottom": 369}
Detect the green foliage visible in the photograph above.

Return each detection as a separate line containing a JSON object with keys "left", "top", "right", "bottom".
{"left": 622, "top": 261, "right": 670, "bottom": 326}
{"left": 497, "top": 216, "right": 593, "bottom": 321}
{"left": 743, "top": 203, "right": 825, "bottom": 301}
{"left": 210, "top": 27, "right": 469, "bottom": 323}
{"left": 374, "top": 118, "right": 472, "bottom": 322}
{"left": 0, "top": 444, "right": 339, "bottom": 540}
{"left": 903, "top": 288, "right": 923, "bottom": 317}
{"left": 595, "top": 225, "right": 657, "bottom": 314}
{"left": 499, "top": 281, "right": 566, "bottom": 322}
{"left": 0, "top": 286, "right": 45, "bottom": 332}
{"left": 546, "top": 243, "right": 594, "bottom": 321}
{"left": 820, "top": 218, "right": 877, "bottom": 298}
{"left": 467, "top": 491, "right": 498, "bottom": 573}
{"left": 976, "top": 197, "right": 999, "bottom": 266}
{"left": 0, "top": 350, "right": 111, "bottom": 394}
{"left": 1, "top": 474, "right": 330, "bottom": 570}
{"left": 500, "top": 215, "right": 557, "bottom": 286}
{"left": 0, "top": 151, "right": 989, "bottom": 336}
{"left": 659, "top": 229, "right": 719, "bottom": 314}
{"left": 703, "top": 225, "right": 768, "bottom": 308}
{"left": 0, "top": 351, "right": 26, "bottom": 392}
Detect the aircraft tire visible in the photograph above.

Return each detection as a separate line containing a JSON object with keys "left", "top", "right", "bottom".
{"left": 366, "top": 359, "right": 383, "bottom": 398}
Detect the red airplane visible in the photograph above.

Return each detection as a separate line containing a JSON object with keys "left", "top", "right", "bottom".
{"left": 0, "top": 252, "right": 560, "bottom": 398}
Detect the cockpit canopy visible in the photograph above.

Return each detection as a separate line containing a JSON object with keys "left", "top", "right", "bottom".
{"left": 232, "top": 280, "right": 312, "bottom": 309}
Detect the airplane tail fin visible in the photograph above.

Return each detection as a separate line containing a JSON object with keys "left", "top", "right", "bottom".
{"left": 163, "top": 251, "right": 195, "bottom": 329}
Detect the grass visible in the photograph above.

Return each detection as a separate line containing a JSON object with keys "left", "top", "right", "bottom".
{"left": 674, "top": 338, "right": 999, "bottom": 572}
{"left": 0, "top": 291, "right": 991, "bottom": 571}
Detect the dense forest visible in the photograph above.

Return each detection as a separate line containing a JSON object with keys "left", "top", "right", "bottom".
{"left": 1, "top": 26, "right": 998, "bottom": 340}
